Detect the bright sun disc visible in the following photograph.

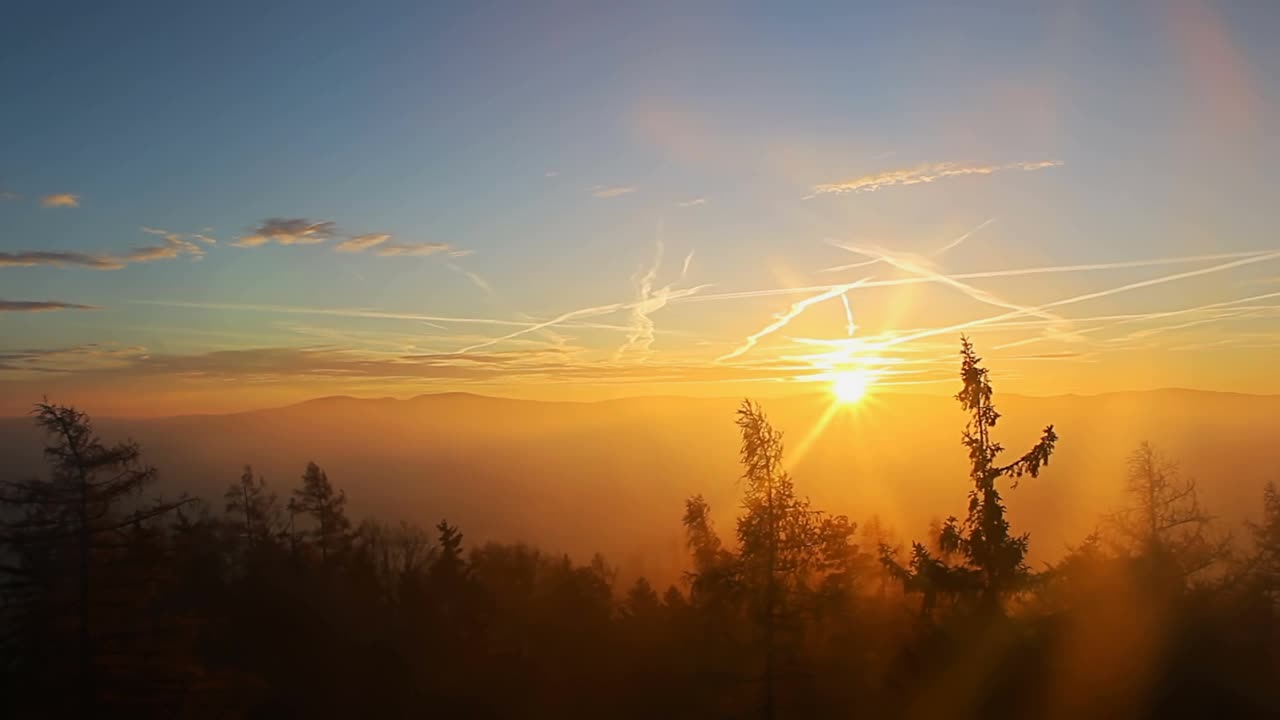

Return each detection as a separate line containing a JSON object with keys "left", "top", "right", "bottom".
{"left": 831, "top": 369, "right": 872, "bottom": 404}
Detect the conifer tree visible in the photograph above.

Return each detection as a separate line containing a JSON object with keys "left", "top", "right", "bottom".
{"left": 0, "top": 402, "right": 190, "bottom": 712}
{"left": 885, "top": 338, "right": 1057, "bottom": 615}
{"left": 290, "top": 462, "right": 350, "bottom": 563}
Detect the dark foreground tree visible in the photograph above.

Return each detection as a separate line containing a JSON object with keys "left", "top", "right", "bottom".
{"left": 0, "top": 402, "right": 190, "bottom": 714}
{"left": 885, "top": 337, "right": 1058, "bottom": 615}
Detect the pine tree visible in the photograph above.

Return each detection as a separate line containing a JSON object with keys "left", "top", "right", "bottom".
{"left": 0, "top": 402, "right": 190, "bottom": 712}
{"left": 885, "top": 338, "right": 1057, "bottom": 615}
{"left": 224, "top": 464, "right": 281, "bottom": 554}
{"left": 734, "top": 399, "right": 822, "bottom": 719}
{"left": 289, "top": 462, "right": 350, "bottom": 563}
{"left": 1249, "top": 482, "right": 1280, "bottom": 606}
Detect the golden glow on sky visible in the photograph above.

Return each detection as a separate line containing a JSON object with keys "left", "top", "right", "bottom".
{"left": 1, "top": 2, "right": 1278, "bottom": 417}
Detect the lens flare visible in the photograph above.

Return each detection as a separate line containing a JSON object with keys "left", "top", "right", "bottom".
{"left": 831, "top": 369, "right": 872, "bottom": 404}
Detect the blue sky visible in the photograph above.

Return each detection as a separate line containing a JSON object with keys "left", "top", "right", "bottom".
{"left": 2, "top": 1, "right": 1279, "bottom": 414}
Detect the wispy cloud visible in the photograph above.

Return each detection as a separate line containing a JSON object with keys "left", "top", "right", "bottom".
{"left": 40, "top": 193, "right": 79, "bottom": 208}
{"left": 335, "top": 233, "right": 391, "bottom": 253}
{"left": 0, "top": 191, "right": 20, "bottom": 201}
{"left": 613, "top": 238, "right": 703, "bottom": 361}
{"left": 126, "top": 235, "right": 206, "bottom": 262}
{"left": 1, "top": 229, "right": 209, "bottom": 271}
{"left": 0, "top": 299, "right": 98, "bottom": 312}
{"left": 0, "top": 251, "right": 125, "bottom": 270}
{"left": 678, "top": 198, "right": 707, "bottom": 207}
{"left": 544, "top": 170, "right": 560, "bottom": 178}
{"left": 234, "top": 218, "right": 336, "bottom": 247}
{"left": 809, "top": 160, "right": 1061, "bottom": 196}
{"left": 592, "top": 186, "right": 637, "bottom": 199}
{"left": 144, "top": 226, "right": 217, "bottom": 245}
{"left": 0, "top": 344, "right": 823, "bottom": 388}
{"left": 0, "top": 343, "right": 145, "bottom": 373}
{"left": 375, "top": 241, "right": 453, "bottom": 257}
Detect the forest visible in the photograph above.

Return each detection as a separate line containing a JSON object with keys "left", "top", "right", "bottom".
{"left": 1, "top": 338, "right": 1278, "bottom": 719}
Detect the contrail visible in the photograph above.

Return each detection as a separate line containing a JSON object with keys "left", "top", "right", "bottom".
{"left": 461, "top": 285, "right": 710, "bottom": 354}
{"left": 994, "top": 290, "right": 1280, "bottom": 350}
{"left": 818, "top": 256, "right": 882, "bottom": 274}
{"left": 127, "top": 299, "right": 638, "bottom": 333}
{"left": 840, "top": 292, "right": 856, "bottom": 336}
{"left": 934, "top": 217, "right": 995, "bottom": 256}
{"left": 717, "top": 279, "right": 870, "bottom": 362}
{"left": 447, "top": 262, "right": 498, "bottom": 301}
{"left": 870, "top": 250, "right": 1280, "bottom": 352}
{"left": 458, "top": 303, "right": 627, "bottom": 353}
{"left": 686, "top": 249, "right": 1277, "bottom": 304}
{"left": 828, "top": 240, "right": 1078, "bottom": 339}
{"left": 681, "top": 250, "right": 695, "bottom": 279}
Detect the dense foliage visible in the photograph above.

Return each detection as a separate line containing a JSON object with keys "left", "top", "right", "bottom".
{"left": 1, "top": 340, "right": 1277, "bottom": 718}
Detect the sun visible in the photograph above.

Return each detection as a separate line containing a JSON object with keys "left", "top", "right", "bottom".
{"left": 831, "top": 369, "right": 872, "bottom": 404}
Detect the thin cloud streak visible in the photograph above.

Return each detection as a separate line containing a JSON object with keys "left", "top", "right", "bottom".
{"left": 458, "top": 303, "right": 628, "bottom": 354}
{"left": 335, "top": 234, "right": 391, "bottom": 253}
{"left": 840, "top": 293, "right": 855, "bottom": 336}
{"left": 0, "top": 251, "right": 125, "bottom": 270}
{"left": 682, "top": 251, "right": 697, "bottom": 278}
{"left": 809, "top": 160, "right": 1061, "bottom": 196}
{"left": 592, "top": 186, "right": 637, "bottom": 198}
{"left": 992, "top": 292, "right": 1280, "bottom": 351}
{"left": 124, "top": 299, "right": 643, "bottom": 334}
{"left": 447, "top": 262, "right": 498, "bottom": 301}
{"left": 0, "top": 300, "right": 98, "bottom": 312}
{"left": 828, "top": 240, "right": 1081, "bottom": 341}
{"left": 691, "top": 249, "right": 1278, "bottom": 304}
{"left": 871, "top": 250, "right": 1280, "bottom": 352}
{"left": 375, "top": 241, "right": 453, "bottom": 257}
{"left": 935, "top": 217, "right": 996, "bottom": 255}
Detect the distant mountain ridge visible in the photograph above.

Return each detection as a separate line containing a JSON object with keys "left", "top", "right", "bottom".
{"left": 1, "top": 388, "right": 1276, "bottom": 585}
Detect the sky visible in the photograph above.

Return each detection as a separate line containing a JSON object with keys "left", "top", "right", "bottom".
{"left": 2, "top": 0, "right": 1279, "bottom": 415}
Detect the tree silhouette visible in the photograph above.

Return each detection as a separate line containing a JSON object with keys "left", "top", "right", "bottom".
{"left": 1247, "top": 482, "right": 1280, "bottom": 608}
{"left": 0, "top": 402, "right": 190, "bottom": 713}
{"left": 4, "top": 386, "right": 1280, "bottom": 718}
{"left": 1106, "top": 442, "right": 1228, "bottom": 582}
{"left": 224, "top": 465, "right": 282, "bottom": 554}
{"left": 289, "top": 462, "right": 350, "bottom": 564}
{"left": 886, "top": 337, "right": 1057, "bottom": 616}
